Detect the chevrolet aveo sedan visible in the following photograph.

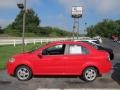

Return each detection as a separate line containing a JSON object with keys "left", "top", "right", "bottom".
{"left": 7, "top": 41, "right": 112, "bottom": 82}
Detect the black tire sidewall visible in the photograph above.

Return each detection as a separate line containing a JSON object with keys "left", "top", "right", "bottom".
{"left": 15, "top": 66, "right": 32, "bottom": 81}
{"left": 82, "top": 67, "right": 97, "bottom": 82}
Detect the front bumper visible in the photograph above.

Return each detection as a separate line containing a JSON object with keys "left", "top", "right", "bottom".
{"left": 6, "top": 62, "right": 15, "bottom": 76}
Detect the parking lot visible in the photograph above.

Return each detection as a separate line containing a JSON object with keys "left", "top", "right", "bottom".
{"left": 0, "top": 38, "right": 120, "bottom": 90}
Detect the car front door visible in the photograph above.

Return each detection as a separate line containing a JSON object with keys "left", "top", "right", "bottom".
{"left": 34, "top": 44, "right": 66, "bottom": 75}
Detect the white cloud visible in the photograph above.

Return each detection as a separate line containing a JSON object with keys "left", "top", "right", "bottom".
{"left": 57, "top": 0, "right": 120, "bottom": 14}
{"left": 41, "top": 13, "right": 69, "bottom": 30}
{"left": 0, "top": 0, "right": 40, "bottom": 9}
{"left": 97, "top": 0, "right": 120, "bottom": 13}
{"left": 0, "top": 19, "right": 13, "bottom": 28}
{"left": 0, "top": 0, "right": 17, "bottom": 9}
{"left": 58, "top": 0, "right": 83, "bottom": 12}
{"left": 0, "top": 0, "right": 41, "bottom": 27}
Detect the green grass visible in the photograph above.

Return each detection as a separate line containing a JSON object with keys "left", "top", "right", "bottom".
{"left": 0, "top": 43, "right": 45, "bottom": 70}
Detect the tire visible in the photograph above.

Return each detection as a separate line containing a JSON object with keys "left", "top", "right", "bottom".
{"left": 82, "top": 67, "right": 98, "bottom": 82}
{"left": 15, "top": 66, "right": 32, "bottom": 81}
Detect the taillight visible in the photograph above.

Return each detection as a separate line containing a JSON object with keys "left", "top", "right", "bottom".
{"left": 108, "top": 55, "right": 110, "bottom": 61}
{"left": 107, "top": 53, "right": 110, "bottom": 61}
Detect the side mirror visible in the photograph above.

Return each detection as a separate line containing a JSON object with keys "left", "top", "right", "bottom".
{"left": 38, "top": 54, "right": 42, "bottom": 58}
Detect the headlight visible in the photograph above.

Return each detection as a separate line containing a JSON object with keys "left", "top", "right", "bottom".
{"left": 9, "top": 58, "right": 15, "bottom": 63}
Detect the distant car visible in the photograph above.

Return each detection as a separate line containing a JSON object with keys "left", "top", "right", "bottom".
{"left": 93, "top": 36, "right": 102, "bottom": 43}
{"left": 111, "top": 35, "right": 118, "bottom": 42}
{"left": 7, "top": 41, "right": 112, "bottom": 82}
{"left": 81, "top": 41, "right": 114, "bottom": 60}
{"left": 75, "top": 39, "right": 100, "bottom": 45}
{"left": 117, "top": 36, "right": 120, "bottom": 43}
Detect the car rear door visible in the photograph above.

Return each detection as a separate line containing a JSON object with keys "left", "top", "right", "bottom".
{"left": 63, "top": 44, "right": 89, "bottom": 75}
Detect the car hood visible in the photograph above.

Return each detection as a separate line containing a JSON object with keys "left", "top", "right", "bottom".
{"left": 13, "top": 52, "right": 32, "bottom": 59}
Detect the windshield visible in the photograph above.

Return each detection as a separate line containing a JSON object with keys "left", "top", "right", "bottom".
{"left": 28, "top": 43, "right": 48, "bottom": 53}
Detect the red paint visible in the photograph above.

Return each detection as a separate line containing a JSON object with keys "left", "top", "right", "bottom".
{"left": 7, "top": 41, "right": 112, "bottom": 76}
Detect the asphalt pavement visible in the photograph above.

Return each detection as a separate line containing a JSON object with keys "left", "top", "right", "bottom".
{"left": 0, "top": 38, "right": 120, "bottom": 90}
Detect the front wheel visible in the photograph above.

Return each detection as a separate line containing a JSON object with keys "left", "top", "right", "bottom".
{"left": 15, "top": 66, "right": 32, "bottom": 81}
{"left": 82, "top": 67, "right": 98, "bottom": 82}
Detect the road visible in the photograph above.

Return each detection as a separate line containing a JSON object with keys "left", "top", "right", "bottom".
{"left": 0, "top": 39, "right": 120, "bottom": 90}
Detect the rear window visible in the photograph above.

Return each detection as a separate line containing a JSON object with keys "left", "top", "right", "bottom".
{"left": 81, "top": 41, "right": 98, "bottom": 49}
{"left": 92, "top": 40, "right": 100, "bottom": 44}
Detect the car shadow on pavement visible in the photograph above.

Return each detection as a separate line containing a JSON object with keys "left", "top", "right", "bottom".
{"left": 34, "top": 75, "right": 87, "bottom": 84}
{"left": 111, "top": 63, "right": 120, "bottom": 85}
{"left": 0, "top": 81, "right": 11, "bottom": 85}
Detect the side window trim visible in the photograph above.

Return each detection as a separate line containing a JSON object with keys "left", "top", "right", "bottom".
{"left": 64, "top": 44, "right": 69, "bottom": 55}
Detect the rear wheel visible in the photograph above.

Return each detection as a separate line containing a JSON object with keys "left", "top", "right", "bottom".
{"left": 82, "top": 67, "right": 98, "bottom": 82}
{"left": 15, "top": 66, "right": 32, "bottom": 81}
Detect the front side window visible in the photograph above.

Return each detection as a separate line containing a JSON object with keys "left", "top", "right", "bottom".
{"left": 69, "top": 44, "right": 88, "bottom": 54}
{"left": 42, "top": 44, "right": 65, "bottom": 55}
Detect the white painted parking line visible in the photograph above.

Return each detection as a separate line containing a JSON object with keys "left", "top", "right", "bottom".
{"left": 36, "top": 88, "right": 120, "bottom": 90}
{"left": 36, "top": 89, "right": 61, "bottom": 90}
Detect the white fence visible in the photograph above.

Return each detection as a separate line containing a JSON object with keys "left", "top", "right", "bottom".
{"left": 0, "top": 37, "right": 91, "bottom": 46}
{"left": 0, "top": 38, "right": 71, "bottom": 46}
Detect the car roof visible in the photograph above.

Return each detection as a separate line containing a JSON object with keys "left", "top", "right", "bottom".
{"left": 47, "top": 40, "right": 95, "bottom": 49}
{"left": 48, "top": 40, "right": 83, "bottom": 44}
{"left": 74, "top": 39, "right": 98, "bottom": 41}
{"left": 34, "top": 40, "right": 97, "bottom": 53}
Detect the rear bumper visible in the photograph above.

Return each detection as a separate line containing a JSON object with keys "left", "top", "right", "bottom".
{"left": 99, "top": 61, "right": 112, "bottom": 74}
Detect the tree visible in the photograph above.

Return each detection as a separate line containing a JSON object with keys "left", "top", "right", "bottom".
{"left": 4, "top": 8, "right": 72, "bottom": 37}
{"left": 5, "top": 9, "right": 40, "bottom": 36}
{"left": 86, "top": 19, "right": 120, "bottom": 38}
{"left": 37, "top": 26, "right": 72, "bottom": 37}
{"left": 0, "top": 26, "right": 3, "bottom": 34}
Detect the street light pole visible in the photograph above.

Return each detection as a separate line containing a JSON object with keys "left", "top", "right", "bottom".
{"left": 17, "top": 0, "right": 27, "bottom": 52}
{"left": 84, "top": 22, "right": 87, "bottom": 34}
{"left": 22, "top": 0, "right": 26, "bottom": 52}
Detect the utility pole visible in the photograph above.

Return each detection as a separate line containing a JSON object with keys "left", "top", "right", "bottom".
{"left": 22, "top": 0, "right": 26, "bottom": 52}
{"left": 17, "top": 0, "right": 26, "bottom": 52}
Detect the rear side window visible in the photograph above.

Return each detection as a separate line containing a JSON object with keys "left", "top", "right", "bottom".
{"left": 69, "top": 44, "right": 88, "bottom": 54}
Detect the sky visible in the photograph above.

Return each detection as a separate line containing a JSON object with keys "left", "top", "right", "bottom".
{"left": 0, "top": 0, "right": 120, "bottom": 33}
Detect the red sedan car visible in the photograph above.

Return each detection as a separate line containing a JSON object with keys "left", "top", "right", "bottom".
{"left": 7, "top": 41, "right": 112, "bottom": 81}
